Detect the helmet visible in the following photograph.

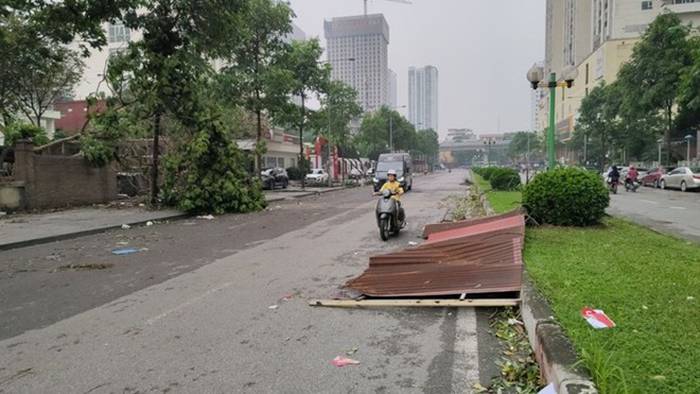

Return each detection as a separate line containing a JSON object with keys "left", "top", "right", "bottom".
{"left": 387, "top": 169, "right": 397, "bottom": 176}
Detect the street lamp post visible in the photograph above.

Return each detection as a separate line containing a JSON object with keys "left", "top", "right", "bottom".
{"left": 483, "top": 138, "right": 495, "bottom": 166}
{"left": 684, "top": 134, "right": 694, "bottom": 162}
{"left": 527, "top": 63, "right": 578, "bottom": 170}
{"left": 657, "top": 138, "right": 664, "bottom": 166}
{"left": 389, "top": 105, "right": 407, "bottom": 152}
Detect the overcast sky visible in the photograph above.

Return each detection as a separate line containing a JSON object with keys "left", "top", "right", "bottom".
{"left": 286, "top": 0, "right": 545, "bottom": 139}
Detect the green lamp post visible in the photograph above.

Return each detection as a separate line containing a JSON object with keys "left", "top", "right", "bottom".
{"left": 527, "top": 63, "right": 578, "bottom": 170}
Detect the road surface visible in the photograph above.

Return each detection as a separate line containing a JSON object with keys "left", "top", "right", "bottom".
{"left": 0, "top": 170, "right": 497, "bottom": 393}
{"left": 608, "top": 185, "right": 700, "bottom": 243}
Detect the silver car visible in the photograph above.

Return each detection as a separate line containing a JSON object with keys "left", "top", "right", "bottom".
{"left": 660, "top": 167, "right": 700, "bottom": 192}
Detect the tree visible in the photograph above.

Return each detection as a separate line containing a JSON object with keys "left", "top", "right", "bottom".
{"left": 415, "top": 128, "right": 440, "bottom": 166}
{"left": 617, "top": 13, "right": 693, "bottom": 164}
{"left": 102, "top": 0, "right": 249, "bottom": 203}
{"left": 13, "top": 46, "right": 83, "bottom": 128}
{"left": 355, "top": 106, "right": 418, "bottom": 160}
{"left": 276, "top": 39, "right": 330, "bottom": 188}
{"left": 572, "top": 83, "right": 623, "bottom": 170}
{"left": 508, "top": 131, "right": 542, "bottom": 163}
{"left": 220, "top": 0, "right": 294, "bottom": 174}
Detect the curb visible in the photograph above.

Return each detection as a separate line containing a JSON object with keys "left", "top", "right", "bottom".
{"left": 0, "top": 212, "right": 189, "bottom": 251}
{"left": 521, "top": 272, "right": 598, "bottom": 394}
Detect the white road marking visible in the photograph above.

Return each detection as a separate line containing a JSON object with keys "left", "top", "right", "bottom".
{"left": 670, "top": 206, "right": 686, "bottom": 210}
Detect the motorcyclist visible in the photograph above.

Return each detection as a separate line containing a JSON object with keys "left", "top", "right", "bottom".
{"left": 626, "top": 165, "right": 639, "bottom": 184}
{"left": 374, "top": 169, "right": 405, "bottom": 223}
{"left": 609, "top": 165, "right": 620, "bottom": 185}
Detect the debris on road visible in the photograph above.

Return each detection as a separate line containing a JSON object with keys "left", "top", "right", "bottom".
{"left": 538, "top": 383, "right": 556, "bottom": 394}
{"left": 268, "top": 304, "right": 279, "bottom": 310}
{"left": 345, "top": 347, "right": 359, "bottom": 356}
{"left": 280, "top": 293, "right": 294, "bottom": 302}
{"left": 116, "top": 241, "right": 129, "bottom": 246}
{"left": 111, "top": 247, "right": 141, "bottom": 256}
{"left": 345, "top": 211, "right": 525, "bottom": 298}
{"left": 330, "top": 356, "right": 360, "bottom": 367}
{"left": 121, "top": 224, "right": 131, "bottom": 229}
{"left": 581, "top": 307, "right": 616, "bottom": 329}
{"left": 146, "top": 221, "right": 154, "bottom": 226}
{"left": 196, "top": 214, "right": 215, "bottom": 220}
{"left": 408, "top": 241, "right": 418, "bottom": 246}
{"left": 58, "top": 263, "right": 114, "bottom": 271}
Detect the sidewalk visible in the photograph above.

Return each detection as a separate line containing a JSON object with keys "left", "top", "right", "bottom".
{"left": 1, "top": 186, "right": 353, "bottom": 250}
{"left": 0, "top": 207, "right": 185, "bottom": 250}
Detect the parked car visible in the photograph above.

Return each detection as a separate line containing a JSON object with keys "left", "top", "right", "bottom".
{"left": 659, "top": 167, "right": 700, "bottom": 192}
{"left": 641, "top": 167, "right": 672, "bottom": 188}
{"left": 306, "top": 168, "right": 329, "bottom": 184}
{"left": 261, "top": 168, "right": 289, "bottom": 190}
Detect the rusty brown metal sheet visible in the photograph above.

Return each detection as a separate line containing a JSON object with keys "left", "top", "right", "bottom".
{"left": 346, "top": 212, "right": 525, "bottom": 297}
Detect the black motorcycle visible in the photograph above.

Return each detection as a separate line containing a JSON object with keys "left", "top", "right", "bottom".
{"left": 376, "top": 190, "right": 405, "bottom": 241}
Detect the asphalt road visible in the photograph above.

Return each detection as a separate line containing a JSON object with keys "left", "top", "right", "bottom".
{"left": 608, "top": 185, "right": 700, "bottom": 243}
{"left": 0, "top": 170, "right": 498, "bottom": 393}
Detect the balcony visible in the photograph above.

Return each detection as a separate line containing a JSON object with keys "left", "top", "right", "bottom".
{"left": 663, "top": 0, "right": 700, "bottom": 14}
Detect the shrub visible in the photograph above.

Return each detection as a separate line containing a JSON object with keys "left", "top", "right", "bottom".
{"left": 286, "top": 166, "right": 304, "bottom": 180}
{"left": 522, "top": 167, "right": 609, "bottom": 226}
{"left": 490, "top": 168, "right": 521, "bottom": 191}
{"left": 3, "top": 122, "right": 49, "bottom": 147}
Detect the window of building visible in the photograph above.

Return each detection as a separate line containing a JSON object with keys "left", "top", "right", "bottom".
{"left": 641, "top": 1, "right": 653, "bottom": 10}
{"left": 108, "top": 23, "right": 130, "bottom": 43}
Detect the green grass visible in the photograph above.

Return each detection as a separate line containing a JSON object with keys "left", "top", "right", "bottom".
{"left": 525, "top": 218, "right": 700, "bottom": 393}
{"left": 471, "top": 173, "right": 522, "bottom": 214}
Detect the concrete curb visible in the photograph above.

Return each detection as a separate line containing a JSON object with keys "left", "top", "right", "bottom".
{"left": 521, "top": 274, "right": 598, "bottom": 393}
{"left": 470, "top": 168, "right": 597, "bottom": 393}
{"left": 0, "top": 212, "right": 190, "bottom": 251}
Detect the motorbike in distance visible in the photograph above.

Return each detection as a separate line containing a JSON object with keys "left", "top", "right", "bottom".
{"left": 374, "top": 189, "right": 405, "bottom": 241}
{"left": 607, "top": 176, "right": 619, "bottom": 194}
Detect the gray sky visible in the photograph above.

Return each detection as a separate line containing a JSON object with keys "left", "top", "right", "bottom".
{"left": 287, "top": 0, "right": 545, "bottom": 139}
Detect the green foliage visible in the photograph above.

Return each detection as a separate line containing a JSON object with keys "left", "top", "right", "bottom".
{"left": 2, "top": 122, "right": 49, "bottom": 146}
{"left": 489, "top": 168, "right": 521, "bottom": 191}
{"left": 525, "top": 218, "right": 700, "bottom": 393}
{"left": 312, "top": 80, "right": 363, "bottom": 148}
{"left": 508, "top": 131, "right": 542, "bottom": 162}
{"left": 79, "top": 134, "right": 114, "bottom": 167}
{"left": 162, "top": 109, "right": 265, "bottom": 215}
{"left": 522, "top": 167, "right": 608, "bottom": 226}
{"left": 286, "top": 166, "right": 304, "bottom": 180}
{"left": 354, "top": 107, "right": 438, "bottom": 160}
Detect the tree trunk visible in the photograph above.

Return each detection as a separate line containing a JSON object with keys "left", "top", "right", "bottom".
{"left": 665, "top": 104, "right": 672, "bottom": 165}
{"left": 255, "top": 108, "right": 262, "bottom": 175}
{"left": 151, "top": 111, "right": 162, "bottom": 205}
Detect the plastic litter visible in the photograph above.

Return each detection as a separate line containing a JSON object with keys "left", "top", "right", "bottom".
{"left": 687, "top": 296, "right": 695, "bottom": 301}
{"left": 330, "top": 356, "right": 360, "bottom": 367}
{"left": 346, "top": 347, "right": 359, "bottom": 356}
{"left": 408, "top": 241, "right": 418, "bottom": 246}
{"left": 197, "top": 214, "right": 215, "bottom": 220}
{"left": 280, "top": 293, "right": 294, "bottom": 301}
{"left": 268, "top": 305, "right": 279, "bottom": 310}
{"left": 146, "top": 221, "right": 154, "bottom": 226}
{"left": 581, "top": 307, "right": 616, "bottom": 329}
{"left": 116, "top": 241, "right": 129, "bottom": 246}
{"left": 538, "top": 383, "right": 556, "bottom": 394}
{"left": 112, "top": 247, "right": 140, "bottom": 256}
{"left": 121, "top": 224, "right": 131, "bottom": 229}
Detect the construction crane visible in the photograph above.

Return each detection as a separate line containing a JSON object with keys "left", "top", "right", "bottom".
{"left": 363, "top": 0, "right": 412, "bottom": 16}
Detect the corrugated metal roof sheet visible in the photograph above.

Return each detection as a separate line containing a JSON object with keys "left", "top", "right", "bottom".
{"left": 346, "top": 212, "right": 525, "bottom": 297}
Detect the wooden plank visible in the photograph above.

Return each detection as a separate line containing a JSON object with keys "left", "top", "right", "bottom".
{"left": 308, "top": 298, "right": 520, "bottom": 308}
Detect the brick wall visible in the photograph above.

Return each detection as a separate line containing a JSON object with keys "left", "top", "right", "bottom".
{"left": 13, "top": 140, "right": 117, "bottom": 209}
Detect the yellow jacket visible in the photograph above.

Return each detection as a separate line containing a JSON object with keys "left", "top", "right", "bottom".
{"left": 380, "top": 180, "right": 404, "bottom": 201}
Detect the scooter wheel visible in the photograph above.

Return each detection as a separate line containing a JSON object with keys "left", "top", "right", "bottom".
{"left": 379, "top": 218, "right": 390, "bottom": 241}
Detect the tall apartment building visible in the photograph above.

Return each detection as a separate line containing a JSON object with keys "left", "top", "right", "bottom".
{"left": 324, "top": 14, "right": 390, "bottom": 112}
{"left": 408, "top": 65, "right": 439, "bottom": 131}
{"left": 388, "top": 69, "right": 398, "bottom": 109}
{"left": 539, "top": 0, "right": 700, "bottom": 161}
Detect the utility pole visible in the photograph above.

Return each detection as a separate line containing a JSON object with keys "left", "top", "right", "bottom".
{"left": 547, "top": 73, "right": 556, "bottom": 170}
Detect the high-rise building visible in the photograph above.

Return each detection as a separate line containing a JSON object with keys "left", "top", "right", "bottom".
{"left": 324, "top": 14, "right": 390, "bottom": 112}
{"left": 408, "top": 65, "right": 438, "bottom": 131}
{"left": 388, "top": 69, "right": 397, "bottom": 109}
